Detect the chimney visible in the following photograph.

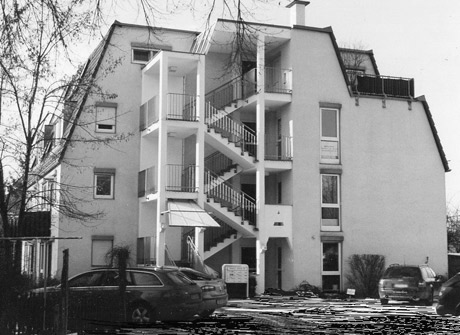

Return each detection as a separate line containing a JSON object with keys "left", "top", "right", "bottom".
{"left": 286, "top": 1, "right": 310, "bottom": 26}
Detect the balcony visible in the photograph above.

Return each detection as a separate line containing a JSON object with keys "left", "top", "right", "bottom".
{"left": 139, "top": 164, "right": 197, "bottom": 196}
{"left": 138, "top": 166, "right": 156, "bottom": 197}
{"left": 354, "top": 74, "right": 414, "bottom": 99}
{"left": 9, "top": 211, "right": 51, "bottom": 237}
{"left": 167, "top": 93, "right": 198, "bottom": 121}
{"left": 139, "top": 96, "right": 158, "bottom": 131}
{"left": 205, "top": 67, "right": 292, "bottom": 110}
{"left": 265, "top": 134, "right": 293, "bottom": 161}
{"left": 139, "top": 94, "right": 198, "bottom": 132}
{"left": 265, "top": 67, "right": 292, "bottom": 94}
{"left": 166, "top": 164, "right": 197, "bottom": 192}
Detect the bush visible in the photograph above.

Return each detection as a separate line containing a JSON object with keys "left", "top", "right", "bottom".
{"left": 346, "top": 254, "right": 385, "bottom": 298}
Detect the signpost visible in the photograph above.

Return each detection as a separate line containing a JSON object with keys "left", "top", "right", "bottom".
{"left": 222, "top": 264, "right": 249, "bottom": 298}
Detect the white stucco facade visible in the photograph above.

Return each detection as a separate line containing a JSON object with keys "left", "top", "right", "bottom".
{"left": 30, "top": 4, "right": 449, "bottom": 295}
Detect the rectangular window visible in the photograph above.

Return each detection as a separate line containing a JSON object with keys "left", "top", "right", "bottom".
{"left": 132, "top": 48, "right": 158, "bottom": 64}
{"left": 320, "top": 108, "right": 340, "bottom": 163}
{"left": 94, "top": 169, "right": 115, "bottom": 199}
{"left": 321, "top": 242, "right": 341, "bottom": 291}
{"left": 96, "top": 105, "right": 116, "bottom": 133}
{"left": 321, "top": 174, "right": 340, "bottom": 231}
{"left": 91, "top": 236, "right": 113, "bottom": 266}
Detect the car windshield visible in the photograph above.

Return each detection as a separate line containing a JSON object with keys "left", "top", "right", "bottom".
{"left": 383, "top": 267, "right": 421, "bottom": 279}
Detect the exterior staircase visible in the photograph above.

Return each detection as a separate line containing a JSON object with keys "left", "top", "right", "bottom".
{"left": 186, "top": 72, "right": 259, "bottom": 261}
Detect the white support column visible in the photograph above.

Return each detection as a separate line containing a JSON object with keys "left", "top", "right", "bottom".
{"left": 255, "top": 34, "right": 267, "bottom": 294}
{"left": 195, "top": 56, "right": 206, "bottom": 258}
{"left": 155, "top": 53, "right": 169, "bottom": 266}
{"left": 256, "top": 239, "right": 267, "bottom": 294}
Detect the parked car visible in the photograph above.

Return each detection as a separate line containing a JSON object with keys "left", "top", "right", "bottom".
{"left": 378, "top": 264, "right": 442, "bottom": 305}
{"left": 27, "top": 267, "right": 203, "bottom": 330}
{"left": 436, "top": 273, "right": 460, "bottom": 315}
{"left": 174, "top": 267, "right": 228, "bottom": 317}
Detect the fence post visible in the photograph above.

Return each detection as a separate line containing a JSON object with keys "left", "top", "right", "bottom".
{"left": 57, "top": 249, "right": 69, "bottom": 335}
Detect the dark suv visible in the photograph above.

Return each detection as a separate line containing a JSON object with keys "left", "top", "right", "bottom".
{"left": 436, "top": 273, "right": 460, "bottom": 315}
{"left": 378, "top": 264, "right": 442, "bottom": 305}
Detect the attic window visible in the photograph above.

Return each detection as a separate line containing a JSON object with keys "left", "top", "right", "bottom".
{"left": 132, "top": 48, "right": 158, "bottom": 64}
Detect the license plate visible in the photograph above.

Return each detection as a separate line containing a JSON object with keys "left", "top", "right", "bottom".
{"left": 394, "top": 284, "right": 408, "bottom": 288}
{"left": 217, "top": 298, "right": 227, "bottom": 305}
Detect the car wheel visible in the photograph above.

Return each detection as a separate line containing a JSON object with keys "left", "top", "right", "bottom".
{"left": 128, "top": 302, "right": 154, "bottom": 323}
{"left": 380, "top": 299, "right": 389, "bottom": 305}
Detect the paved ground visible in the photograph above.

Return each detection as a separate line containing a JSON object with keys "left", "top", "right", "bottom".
{"left": 78, "top": 296, "right": 460, "bottom": 334}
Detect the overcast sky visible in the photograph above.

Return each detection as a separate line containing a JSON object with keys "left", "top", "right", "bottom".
{"left": 92, "top": 0, "right": 460, "bottom": 208}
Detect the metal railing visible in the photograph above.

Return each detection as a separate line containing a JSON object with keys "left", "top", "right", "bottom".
{"left": 138, "top": 166, "right": 156, "bottom": 197}
{"left": 166, "top": 164, "right": 197, "bottom": 192}
{"left": 205, "top": 102, "right": 257, "bottom": 157}
{"left": 265, "top": 134, "right": 293, "bottom": 161}
{"left": 205, "top": 151, "right": 235, "bottom": 176}
{"left": 203, "top": 216, "right": 237, "bottom": 252}
{"left": 265, "top": 67, "right": 292, "bottom": 94}
{"left": 139, "top": 96, "right": 158, "bottom": 131}
{"left": 205, "top": 68, "right": 257, "bottom": 110}
{"left": 205, "top": 169, "right": 256, "bottom": 226}
{"left": 355, "top": 74, "right": 414, "bottom": 98}
{"left": 167, "top": 93, "right": 198, "bottom": 121}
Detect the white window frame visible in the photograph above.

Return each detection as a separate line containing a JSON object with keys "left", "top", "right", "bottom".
{"left": 94, "top": 171, "right": 115, "bottom": 199}
{"left": 321, "top": 242, "right": 342, "bottom": 291}
{"left": 320, "top": 108, "right": 340, "bottom": 164}
{"left": 91, "top": 236, "right": 113, "bottom": 267}
{"left": 95, "top": 105, "right": 117, "bottom": 133}
{"left": 321, "top": 174, "right": 340, "bottom": 231}
{"left": 132, "top": 48, "right": 158, "bottom": 64}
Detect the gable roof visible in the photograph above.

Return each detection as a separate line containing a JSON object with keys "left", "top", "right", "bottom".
{"left": 417, "top": 96, "right": 450, "bottom": 172}
{"left": 31, "top": 22, "right": 118, "bottom": 181}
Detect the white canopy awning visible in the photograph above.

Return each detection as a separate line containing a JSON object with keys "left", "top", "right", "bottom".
{"left": 167, "top": 200, "right": 220, "bottom": 228}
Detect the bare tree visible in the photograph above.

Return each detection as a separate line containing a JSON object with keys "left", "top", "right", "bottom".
{"left": 447, "top": 205, "right": 460, "bottom": 253}
{"left": 0, "top": 1, "right": 273, "bottom": 332}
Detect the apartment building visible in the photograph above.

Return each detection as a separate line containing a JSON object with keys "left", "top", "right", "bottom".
{"left": 27, "top": 1, "right": 449, "bottom": 294}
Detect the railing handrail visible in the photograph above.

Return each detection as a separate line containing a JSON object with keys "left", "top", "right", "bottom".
{"left": 205, "top": 74, "right": 245, "bottom": 101}
{"left": 205, "top": 168, "right": 256, "bottom": 203}
{"left": 357, "top": 73, "right": 414, "bottom": 81}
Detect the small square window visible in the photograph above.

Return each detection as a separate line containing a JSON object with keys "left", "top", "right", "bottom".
{"left": 94, "top": 173, "right": 114, "bottom": 199}
{"left": 96, "top": 106, "right": 116, "bottom": 133}
{"left": 132, "top": 48, "right": 158, "bottom": 64}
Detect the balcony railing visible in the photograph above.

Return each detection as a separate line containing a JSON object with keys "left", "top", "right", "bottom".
{"left": 265, "top": 134, "right": 293, "bottom": 161}
{"left": 265, "top": 67, "right": 292, "bottom": 94}
{"left": 205, "top": 67, "right": 292, "bottom": 110}
{"left": 138, "top": 166, "right": 156, "bottom": 197}
{"left": 167, "top": 93, "right": 198, "bottom": 121}
{"left": 139, "top": 96, "right": 158, "bottom": 131}
{"left": 166, "top": 164, "right": 197, "bottom": 192}
{"left": 354, "top": 74, "right": 414, "bottom": 98}
{"left": 205, "top": 169, "right": 256, "bottom": 226}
